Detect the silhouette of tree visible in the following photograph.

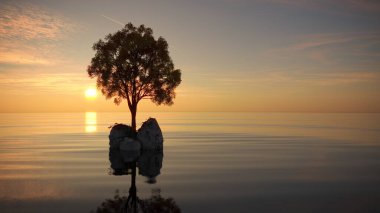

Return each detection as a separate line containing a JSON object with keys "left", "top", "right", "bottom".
{"left": 88, "top": 23, "right": 182, "bottom": 131}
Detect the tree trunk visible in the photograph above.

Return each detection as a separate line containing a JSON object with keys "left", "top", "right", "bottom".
{"left": 130, "top": 105, "right": 137, "bottom": 133}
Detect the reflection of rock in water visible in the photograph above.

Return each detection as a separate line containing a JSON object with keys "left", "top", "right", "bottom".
{"left": 138, "top": 150, "right": 163, "bottom": 184}
{"left": 109, "top": 148, "right": 140, "bottom": 175}
{"left": 109, "top": 147, "right": 163, "bottom": 180}
{"left": 91, "top": 189, "right": 181, "bottom": 213}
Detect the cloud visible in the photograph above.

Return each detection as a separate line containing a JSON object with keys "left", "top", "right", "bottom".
{"left": 264, "top": 0, "right": 380, "bottom": 12}
{"left": 278, "top": 32, "right": 379, "bottom": 51}
{"left": 0, "top": 3, "right": 75, "bottom": 65}
{"left": 285, "top": 70, "right": 380, "bottom": 86}
{"left": 338, "top": 0, "right": 380, "bottom": 12}
{"left": 214, "top": 70, "right": 380, "bottom": 86}
{"left": 101, "top": 14, "right": 124, "bottom": 26}
{"left": 0, "top": 72, "right": 92, "bottom": 95}
{"left": 0, "top": 49, "right": 53, "bottom": 65}
{"left": 309, "top": 71, "right": 380, "bottom": 85}
{"left": 0, "top": 5, "right": 70, "bottom": 40}
{"left": 265, "top": 31, "right": 380, "bottom": 66}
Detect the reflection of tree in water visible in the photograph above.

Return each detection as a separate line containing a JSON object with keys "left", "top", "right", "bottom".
{"left": 92, "top": 189, "right": 181, "bottom": 213}
{"left": 91, "top": 144, "right": 180, "bottom": 213}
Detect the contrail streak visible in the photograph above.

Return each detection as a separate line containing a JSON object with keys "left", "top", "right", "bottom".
{"left": 101, "top": 14, "right": 124, "bottom": 26}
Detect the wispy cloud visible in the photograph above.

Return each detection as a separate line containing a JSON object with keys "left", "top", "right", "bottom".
{"left": 265, "top": 31, "right": 380, "bottom": 65}
{"left": 0, "top": 72, "right": 92, "bottom": 94}
{"left": 0, "top": 4, "right": 72, "bottom": 40}
{"left": 344, "top": 0, "right": 380, "bottom": 12}
{"left": 0, "top": 3, "right": 75, "bottom": 65}
{"left": 101, "top": 14, "right": 124, "bottom": 26}
{"left": 176, "top": 86, "right": 220, "bottom": 98}
{"left": 287, "top": 71, "right": 380, "bottom": 86}
{"left": 274, "top": 32, "right": 379, "bottom": 52}
{"left": 214, "top": 70, "right": 380, "bottom": 86}
{"left": 264, "top": 0, "right": 380, "bottom": 12}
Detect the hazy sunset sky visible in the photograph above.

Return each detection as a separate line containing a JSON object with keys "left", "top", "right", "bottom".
{"left": 0, "top": 0, "right": 379, "bottom": 112}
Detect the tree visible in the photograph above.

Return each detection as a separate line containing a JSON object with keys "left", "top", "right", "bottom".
{"left": 87, "top": 23, "right": 182, "bottom": 132}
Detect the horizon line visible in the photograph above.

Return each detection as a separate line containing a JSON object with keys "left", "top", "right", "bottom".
{"left": 0, "top": 111, "right": 379, "bottom": 114}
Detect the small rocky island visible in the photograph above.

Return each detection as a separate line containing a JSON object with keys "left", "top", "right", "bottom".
{"left": 108, "top": 118, "right": 164, "bottom": 182}
{"left": 109, "top": 118, "right": 164, "bottom": 152}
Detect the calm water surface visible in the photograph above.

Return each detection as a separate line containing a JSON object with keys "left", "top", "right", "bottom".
{"left": 0, "top": 112, "right": 379, "bottom": 212}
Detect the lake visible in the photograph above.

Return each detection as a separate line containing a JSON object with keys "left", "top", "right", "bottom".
{"left": 0, "top": 112, "right": 379, "bottom": 212}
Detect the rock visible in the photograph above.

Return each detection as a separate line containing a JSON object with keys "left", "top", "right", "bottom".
{"left": 137, "top": 118, "right": 163, "bottom": 150}
{"left": 109, "top": 124, "right": 134, "bottom": 149}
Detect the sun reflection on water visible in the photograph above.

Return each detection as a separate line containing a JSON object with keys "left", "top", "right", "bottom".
{"left": 85, "top": 112, "right": 97, "bottom": 133}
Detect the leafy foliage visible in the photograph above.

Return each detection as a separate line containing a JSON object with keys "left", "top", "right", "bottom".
{"left": 87, "top": 23, "right": 181, "bottom": 130}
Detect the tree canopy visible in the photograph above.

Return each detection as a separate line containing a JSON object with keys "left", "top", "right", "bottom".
{"left": 87, "top": 23, "right": 181, "bottom": 131}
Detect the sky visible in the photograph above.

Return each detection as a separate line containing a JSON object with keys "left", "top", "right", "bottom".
{"left": 0, "top": 0, "right": 379, "bottom": 113}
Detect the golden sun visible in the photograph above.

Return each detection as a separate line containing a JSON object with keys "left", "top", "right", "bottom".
{"left": 85, "top": 88, "right": 97, "bottom": 99}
